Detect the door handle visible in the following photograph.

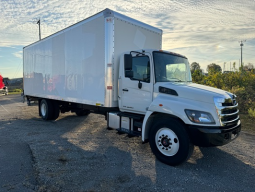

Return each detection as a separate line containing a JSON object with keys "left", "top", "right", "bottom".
{"left": 122, "top": 89, "right": 128, "bottom": 92}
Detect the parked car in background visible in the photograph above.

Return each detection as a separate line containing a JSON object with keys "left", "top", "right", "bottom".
{"left": 0, "top": 74, "right": 8, "bottom": 95}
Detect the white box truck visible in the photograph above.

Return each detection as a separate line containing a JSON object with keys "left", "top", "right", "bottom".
{"left": 23, "top": 8, "right": 241, "bottom": 166}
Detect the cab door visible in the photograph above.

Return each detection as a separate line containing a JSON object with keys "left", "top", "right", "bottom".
{"left": 119, "top": 53, "right": 153, "bottom": 114}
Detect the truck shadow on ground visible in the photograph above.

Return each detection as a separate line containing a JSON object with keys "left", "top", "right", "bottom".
{"left": 160, "top": 145, "right": 255, "bottom": 191}
{"left": 1, "top": 112, "right": 255, "bottom": 191}
{"left": 1, "top": 113, "right": 152, "bottom": 191}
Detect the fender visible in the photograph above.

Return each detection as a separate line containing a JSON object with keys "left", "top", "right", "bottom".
{"left": 142, "top": 93, "right": 218, "bottom": 141}
{"left": 142, "top": 110, "right": 153, "bottom": 142}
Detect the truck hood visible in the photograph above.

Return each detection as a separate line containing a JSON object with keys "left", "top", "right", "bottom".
{"left": 154, "top": 82, "right": 231, "bottom": 104}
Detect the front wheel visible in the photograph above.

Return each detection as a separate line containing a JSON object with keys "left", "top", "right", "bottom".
{"left": 149, "top": 117, "right": 194, "bottom": 166}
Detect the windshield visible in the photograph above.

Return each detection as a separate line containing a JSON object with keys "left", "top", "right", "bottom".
{"left": 153, "top": 51, "right": 192, "bottom": 82}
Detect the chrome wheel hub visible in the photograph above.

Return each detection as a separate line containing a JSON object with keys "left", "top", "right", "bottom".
{"left": 155, "top": 128, "right": 179, "bottom": 156}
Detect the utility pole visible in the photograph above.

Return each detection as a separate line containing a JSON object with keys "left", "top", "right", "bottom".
{"left": 239, "top": 40, "right": 246, "bottom": 69}
{"left": 37, "top": 19, "right": 41, "bottom": 40}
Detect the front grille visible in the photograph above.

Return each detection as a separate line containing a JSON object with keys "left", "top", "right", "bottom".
{"left": 221, "top": 99, "right": 237, "bottom": 106}
{"left": 223, "top": 122, "right": 239, "bottom": 130}
{"left": 221, "top": 108, "right": 238, "bottom": 114}
{"left": 214, "top": 95, "right": 240, "bottom": 127}
{"left": 221, "top": 114, "right": 239, "bottom": 122}
{"left": 222, "top": 103, "right": 234, "bottom": 106}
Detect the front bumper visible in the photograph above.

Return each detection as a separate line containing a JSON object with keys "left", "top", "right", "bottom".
{"left": 187, "top": 120, "right": 241, "bottom": 147}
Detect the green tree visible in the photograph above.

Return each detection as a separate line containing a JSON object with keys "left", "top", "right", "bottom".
{"left": 191, "top": 69, "right": 204, "bottom": 83}
{"left": 207, "top": 63, "right": 222, "bottom": 74}
{"left": 233, "top": 62, "right": 236, "bottom": 71}
{"left": 190, "top": 62, "right": 201, "bottom": 73}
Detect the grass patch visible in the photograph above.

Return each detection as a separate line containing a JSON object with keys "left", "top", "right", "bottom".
{"left": 248, "top": 108, "right": 255, "bottom": 118}
{"left": 6, "top": 88, "right": 23, "bottom": 95}
{"left": 7, "top": 92, "right": 22, "bottom": 95}
{"left": 239, "top": 113, "right": 255, "bottom": 134}
{"left": 9, "top": 88, "right": 22, "bottom": 93}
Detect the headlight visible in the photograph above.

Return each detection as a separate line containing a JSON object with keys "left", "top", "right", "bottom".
{"left": 185, "top": 109, "right": 215, "bottom": 124}
{"left": 214, "top": 97, "right": 225, "bottom": 103}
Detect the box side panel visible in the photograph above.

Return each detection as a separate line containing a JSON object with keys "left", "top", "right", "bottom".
{"left": 24, "top": 16, "right": 106, "bottom": 105}
{"left": 112, "top": 18, "right": 162, "bottom": 101}
{"left": 24, "top": 12, "right": 103, "bottom": 49}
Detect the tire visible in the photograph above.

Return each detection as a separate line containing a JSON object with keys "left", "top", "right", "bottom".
{"left": 40, "top": 99, "right": 54, "bottom": 120}
{"left": 75, "top": 109, "right": 90, "bottom": 116}
{"left": 4, "top": 87, "right": 8, "bottom": 95}
{"left": 52, "top": 101, "right": 60, "bottom": 120}
{"left": 149, "top": 117, "right": 194, "bottom": 166}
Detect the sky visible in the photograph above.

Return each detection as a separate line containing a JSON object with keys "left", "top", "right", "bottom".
{"left": 0, "top": 0, "right": 255, "bottom": 78}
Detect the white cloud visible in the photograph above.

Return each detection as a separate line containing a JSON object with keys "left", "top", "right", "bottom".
{"left": 0, "top": 0, "right": 254, "bottom": 71}
{"left": 12, "top": 51, "right": 22, "bottom": 59}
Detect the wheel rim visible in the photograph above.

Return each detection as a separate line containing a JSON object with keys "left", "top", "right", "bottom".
{"left": 155, "top": 128, "right": 179, "bottom": 156}
{"left": 41, "top": 103, "right": 46, "bottom": 117}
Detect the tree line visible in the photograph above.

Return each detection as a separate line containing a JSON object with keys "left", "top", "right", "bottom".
{"left": 190, "top": 62, "right": 255, "bottom": 118}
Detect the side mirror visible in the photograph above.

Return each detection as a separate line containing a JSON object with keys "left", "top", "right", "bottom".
{"left": 138, "top": 81, "right": 142, "bottom": 89}
{"left": 124, "top": 54, "right": 132, "bottom": 70}
{"left": 143, "top": 74, "right": 150, "bottom": 83}
{"left": 125, "top": 70, "right": 133, "bottom": 78}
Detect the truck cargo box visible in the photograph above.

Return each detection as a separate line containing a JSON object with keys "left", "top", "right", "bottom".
{"left": 23, "top": 8, "right": 162, "bottom": 107}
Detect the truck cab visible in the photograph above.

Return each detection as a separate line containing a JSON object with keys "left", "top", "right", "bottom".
{"left": 111, "top": 49, "right": 241, "bottom": 165}
{"left": 119, "top": 49, "right": 191, "bottom": 114}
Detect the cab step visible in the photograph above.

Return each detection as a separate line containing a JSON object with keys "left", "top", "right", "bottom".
{"left": 117, "top": 112, "right": 144, "bottom": 120}
{"left": 117, "top": 128, "right": 141, "bottom": 137}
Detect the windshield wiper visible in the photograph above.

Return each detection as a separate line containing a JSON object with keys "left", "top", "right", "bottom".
{"left": 167, "top": 78, "right": 183, "bottom": 82}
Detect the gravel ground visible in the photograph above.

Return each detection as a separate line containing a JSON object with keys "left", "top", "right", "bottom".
{"left": 0, "top": 94, "right": 255, "bottom": 192}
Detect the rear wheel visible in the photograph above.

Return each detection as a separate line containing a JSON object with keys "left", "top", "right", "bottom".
{"left": 40, "top": 99, "right": 54, "bottom": 120}
{"left": 149, "top": 117, "right": 194, "bottom": 166}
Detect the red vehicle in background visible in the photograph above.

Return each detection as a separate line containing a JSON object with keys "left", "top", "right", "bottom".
{"left": 0, "top": 74, "right": 8, "bottom": 95}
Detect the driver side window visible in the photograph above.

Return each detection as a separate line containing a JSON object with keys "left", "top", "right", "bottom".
{"left": 125, "top": 56, "right": 150, "bottom": 83}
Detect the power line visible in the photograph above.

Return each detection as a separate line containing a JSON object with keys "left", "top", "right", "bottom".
{"left": 243, "top": 52, "right": 255, "bottom": 56}
{"left": 13, "top": 63, "right": 23, "bottom": 79}
{"left": 11, "top": 62, "right": 22, "bottom": 79}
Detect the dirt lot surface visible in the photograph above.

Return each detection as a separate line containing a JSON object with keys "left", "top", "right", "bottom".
{"left": 0, "top": 94, "right": 255, "bottom": 192}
